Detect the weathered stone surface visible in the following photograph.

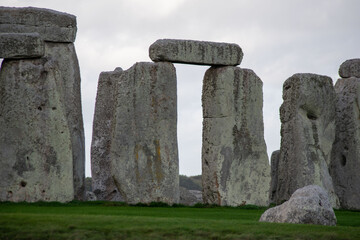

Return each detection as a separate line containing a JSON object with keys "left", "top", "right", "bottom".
{"left": 44, "top": 43, "right": 85, "bottom": 200}
{"left": 202, "top": 66, "right": 271, "bottom": 206}
{"left": 0, "top": 33, "right": 44, "bottom": 59}
{"left": 269, "top": 150, "right": 280, "bottom": 204}
{"left": 330, "top": 77, "right": 360, "bottom": 210}
{"left": 260, "top": 185, "right": 337, "bottom": 226}
{"left": 100, "top": 62, "right": 179, "bottom": 204}
{"left": 339, "top": 59, "right": 360, "bottom": 78}
{"left": 179, "top": 187, "right": 199, "bottom": 206}
{"left": 91, "top": 67, "right": 123, "bottom": 201}
{"left": 275, "top": 73, "right": 339, "bottom": 208}
{"left": 0, "top": 7, "right": 76, "bottom": 43}
{"left": 149, "top": 39, "right": 243, "bottom": 66}
{"left": 0, "top": 42, "right": 85, "bottom": 202}
{"left": 86, "top": 191, "right": 97, "bottom": 201}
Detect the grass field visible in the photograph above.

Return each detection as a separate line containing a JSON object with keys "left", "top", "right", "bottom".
{"left": 0, "top": 202, "right": 359, "bottom": 240}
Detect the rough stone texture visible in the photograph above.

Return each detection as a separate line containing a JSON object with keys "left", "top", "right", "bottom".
{"left": 149, "top": 39, "right": 243, "bottom": 66}
{"left": 97, "top": 62, "right": 179, "bottom": 204}
{"left": 275, "top": 73, "right": 339, "bottom": 208}
{"left": 0, "top": 42, "right": 85, "bottom": 202}
{"left": 0, "top": 33, "right": 44, "bottom": 59}
{"left": 86, "top": 191, "right": 97, "bottom": 201}
{"left": 179, "top": 187, "right": 199, "bottom": 206}
{"left": 260, "top": 185, "right": 337, "bottom": 226}
{"left": 202, "top": 66, "right": 271, "bottom": 206}
{"left": 330, "top": 77, "right": 360, "bottom": 210}
{"left": 91, "top": 67, "right": 123, "bottom": 201}
{"left": 0, "top": 7, "right": 76, "bottom": 43}
{"left": 339, "top": 59, "right": 360, "bottom": 78}
{"left": 269, "top": 150, "right": 280, "bottom": 204}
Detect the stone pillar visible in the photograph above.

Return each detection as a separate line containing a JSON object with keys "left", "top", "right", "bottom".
{"left": 202, "top": 66, "right": 271, "bottom": 206}
{"left": 276, "top": 73, "right": 339, "bottom": 208}
{"left": 330, "top": 59, "right": 360, "bottom": 210}
{"left": 92, "top": 62, "right": 179, "bottom": 204}
{"left": 0, "top": 7, "right": 85, "bottom": 202}
{"left": 91, "top": 68, "right": 123, "bottom": 201}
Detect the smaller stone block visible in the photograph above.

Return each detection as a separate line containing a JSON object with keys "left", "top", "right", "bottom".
{"left": 270, "top": 150, "right": 280, "bottom": 204}
{"left": 339, "top": 59, "right": 360, "bottom": 78}
{"left": 149, "top": 39, "right": 243, "bottom": 66}
{"left": 0, "top": 33, "right": 44, "bottom": 59}
{"left": 0, "top": 7, "right": 77, "bottom": 43}
{"left": 260, "top": 185, "right": 337, "bottom": 226}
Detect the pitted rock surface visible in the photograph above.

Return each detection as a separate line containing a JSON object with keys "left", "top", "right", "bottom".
{"left": 202, "top": 66, "right": 270, "bottom": 206}
{"left": 275, "top": 73, "right": 339, "bottom": 208}
{"left": 260, "top": 185, "right": 337, "bottom": 226}
{"left": 330, "top": 77, "right": 360, "bottom": 210}
{"left": 338, "top": 59, "right": 360, "bottom": 78}
{"left": 0, "top": 33, "right": 44, "bottom": 59}
{"left": 0, "top": 6, "right": 77, "bottom": 43}
{"left": 149, "top": 39, "right": 243, "bottom": 66}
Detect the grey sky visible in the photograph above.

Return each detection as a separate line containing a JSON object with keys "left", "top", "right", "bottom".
{"left": 2, "top": 0, "right": 360, "bottom": 176}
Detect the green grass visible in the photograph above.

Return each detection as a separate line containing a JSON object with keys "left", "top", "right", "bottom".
{"left": 0, "top": 202, "right": 359, "bottom": 240}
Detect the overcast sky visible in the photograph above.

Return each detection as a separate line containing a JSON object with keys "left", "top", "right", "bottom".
{"left": 2, "top": 0, "right": 360, "bottom": 177}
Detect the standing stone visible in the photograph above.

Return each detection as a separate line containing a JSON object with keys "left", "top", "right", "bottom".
{"left": 0, "top": 7, "right": 84, "bottom": 202}
{"left": 338, "top": 59, "right": 360, "bottom": 78}
{"left": 92, "top": 62, "right": 179, "bottom": 204}
{"left": 202, "top": 66, "right": 271, "bottom": 206}
{"left": 0, "top": 7, "right": 77, "bottom": 43}
{"left": 269, "top": 150, "right": 280, "bottom": 204}
{"left": 330, "top": 77, "right": 360, "bottom": 210}
{"left": 0, "top": 33, "right": 44, "bottom": 59}
{"left": 91, "top": 68, "right": 123, "bottom": 201}
{"left": 275, "top": 73, "right": 339, "bottom": 208}
{"left": 260, "top": 185, "right": 337, "bottom": 226}
{"left": 44, "top": 43, "right": 85, "bottom": 200}
{"left": 149, "top": 39, "right": 243, "bottom": 66}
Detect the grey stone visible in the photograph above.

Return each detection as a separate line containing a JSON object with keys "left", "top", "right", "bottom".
{"left": 202, "top": 66, "right": 271, "bottom": 206}
{"left": 91, "top": 68, "right": 124, "bottom": 201}
{"left": 179, "top": 187, "right": 200, "bottom": 206}
{"left": 330, "top": 77, "right": 360, "bottom": 210}
{"left": 86, "top": 191, "right": 97, "bottom": 201}
{"left": 0, "top": 7, "right": 76, "bottom": 43}
{"left": 269, "top": 150, "right": 280, "bottom": 204}
{"left": 95, "top": 62, "right": 179, "bottom": 204}
{"left": 149, "top": 39, "right": 243, "bottom": 66}
{"left": 339, "top": 59, "right": 360, "bottom": 78}
{"left": 0, "top": 33, "right": 44, "bottom": 59}
{"left": 275, "top": 73, "right": 339, "bottom": 208}
{"left": 0, "top": 42, "right": 85, "bottom": 202}
{"left": 260, "top": 185, "right": 337, "bottom": 226}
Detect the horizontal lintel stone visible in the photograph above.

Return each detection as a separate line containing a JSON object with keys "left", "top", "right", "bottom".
{"left": 0, "top": 7, "right": 77, "bottom": 43}
{"left": 149, "top": 39, "right": 243, "bottom": 66}
{"left": 0, "top": 33, "right": 44, "bottom": 59}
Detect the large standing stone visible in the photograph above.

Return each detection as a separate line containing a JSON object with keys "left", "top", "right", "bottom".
{"left": 0, "top": 7, "right": 77, "bottom": 43}
{"left": 338, "top": 59, "right": 360, "bottom": 78}
{"left": 91, "top": 68, "right": 123, "bottom": 201}
{"left": 44, "top": 43, "right": 85, "bottom": 200}
{"left": 330, "top": 77, "right": 360, "bottom": 210}
{"left": 149, "top": 39, "right": 243, "bottom": 66}
{"left": 260, "top": 185, "right": 337, "bottom": 226}
{"left": 92, "top": 62, "right": 179, "bottom": 204}
{"left": 0, "top": 33, "right": 44, "bottom": 59}
{"left": 0, "top": 7, "right": 84, "bottom": 202}
{"left": 202, "top": 66, "right": 271, "bottom": 206}
{"left": 275, "top": 73, "right": 339, "bottom": 208}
